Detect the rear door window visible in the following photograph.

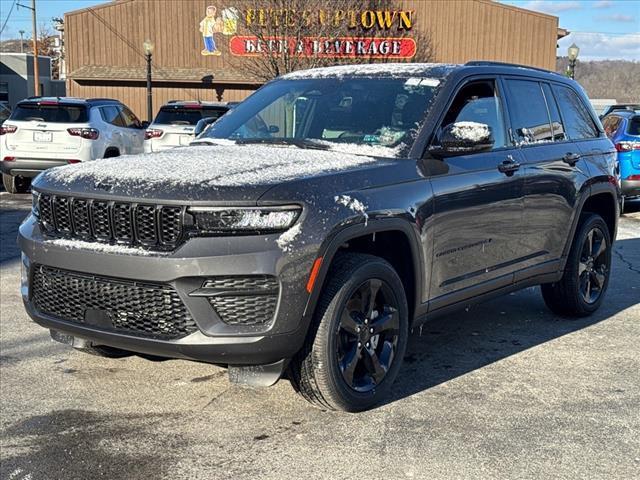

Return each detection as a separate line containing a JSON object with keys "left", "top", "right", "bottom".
{"left": 551, "top": 84, "right": 599, "bottom": 140}
{"left": 504, "top": 79, "right": 554, "bottom": 145}
{"left": 11, "top": 103, "right": 88, "bottom": 123}
{"left": 541, "top": 83, "right": 566, "bottom": 141}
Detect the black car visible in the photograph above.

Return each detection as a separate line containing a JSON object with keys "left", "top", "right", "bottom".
{"left": 20, "top": 62, "right": 619, "bottom": 411}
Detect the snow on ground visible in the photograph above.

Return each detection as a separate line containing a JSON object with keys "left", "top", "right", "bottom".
{"left": 40, "top": 144, "right": 385, "bottom": 190}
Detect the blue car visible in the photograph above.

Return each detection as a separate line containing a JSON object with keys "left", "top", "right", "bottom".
{"left": 602, "top": 110, "right": 640, "bottom": 203}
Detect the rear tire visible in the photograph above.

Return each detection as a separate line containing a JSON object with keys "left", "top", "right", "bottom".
{"left": 290, "top": 253, "right": 409, "bottom": 412}
{"left": 2, "top": 173, "right": 30, "bottom": 194}
{"left": 541, "top": 213, "right": 611, "bottom": 317}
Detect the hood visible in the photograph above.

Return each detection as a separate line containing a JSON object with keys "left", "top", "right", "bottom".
{"left": 33, "top": 143, "right": 395, "bottom": 203}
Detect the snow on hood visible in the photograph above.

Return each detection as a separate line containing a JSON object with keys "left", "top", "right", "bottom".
{"left": 39, "top": 143, "right": 389, "bottom": 192}
{"left": 281, "top": 63, "right": 459, "bottom": 80}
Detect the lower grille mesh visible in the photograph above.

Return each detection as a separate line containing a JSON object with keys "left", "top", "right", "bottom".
{"left": 203, "top": 276, "right": 279, "bottom": 326}
{"left": 31, "top": 265, "right": 197, "bottom": 339}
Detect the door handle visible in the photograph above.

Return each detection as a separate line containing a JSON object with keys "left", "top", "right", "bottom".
{"left": 498, "top": 156, "right": 521, "bottom": 176}
{"left": 562, "top": 152, "right": 581, "bottom": 165}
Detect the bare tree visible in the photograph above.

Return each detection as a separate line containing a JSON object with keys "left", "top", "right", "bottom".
{"left": 228, "top": 0, "right": 435, "bottom": 81}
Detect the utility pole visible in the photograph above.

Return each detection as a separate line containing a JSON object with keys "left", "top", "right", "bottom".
{"left": 31, "top": 0, "right": 39, "bottom": 96}
{"left": 17, "top": 1, "right": 39, "bottom": 96}
{"left": 19, "top": 30, "right": 25, "bottom": 53}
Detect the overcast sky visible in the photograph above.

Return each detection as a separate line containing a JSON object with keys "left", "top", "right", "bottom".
{"left": 1, "top": 0, "right": 638, "bottom": 61}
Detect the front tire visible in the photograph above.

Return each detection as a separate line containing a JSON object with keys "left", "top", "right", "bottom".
{"left": 290, "top": 253, "right": 409, "bottom": 412}
{"left": 2, "top": 173, "right": 30, "bottom": 194}
{"left": 541, "top": 213, "right": 612, "bottom": 317}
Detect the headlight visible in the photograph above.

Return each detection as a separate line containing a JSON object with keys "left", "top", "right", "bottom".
{"left": 188, "top": 206, "right": 301, "bottom": 234}
{"left": 31, "top": 191, "right": 40, "bottom": 218}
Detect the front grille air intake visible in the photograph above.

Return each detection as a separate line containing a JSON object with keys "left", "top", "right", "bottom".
{"left": 37, "top": 194, "right": 185, "bottom": 251}
{"left": 31, "top": 265, "right": 197, "bottom": 339}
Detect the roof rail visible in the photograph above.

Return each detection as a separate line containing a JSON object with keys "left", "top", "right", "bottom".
{"left": 464, "top": 61, "right": 562, "bottom": 76}
{"left": 167, "top": 99, "right": 183, "bottom": 104}
{"left": 87, "top": 97, "right": 118, "bottom": 103}
{"left": 26, "top": 96, "right": 42, "bottom": 100}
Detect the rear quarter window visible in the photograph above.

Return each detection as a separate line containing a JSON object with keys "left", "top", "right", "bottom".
{"left": 551, "top": 85, "right": 598, "bottom": 140}
{"left": 11, "top": 104, "right": 88, "bottom": 123}
{"left": 627, "top": 117, "right": 640, "bottom": 136}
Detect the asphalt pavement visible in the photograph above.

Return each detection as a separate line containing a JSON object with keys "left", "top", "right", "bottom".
{"left": 1, "top": 191, "right": 639, "bottom": 480}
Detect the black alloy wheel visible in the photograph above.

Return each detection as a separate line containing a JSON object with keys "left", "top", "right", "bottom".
{"left": 541, "top": 213, "right": 612, "bottom": 317}
{"left": 578, "top": 226, "right": 608, "bottom": 304}
{"left": 290, "top": 253, "right": 409, "bottom": 412}
{"left": 336, "top": 279, "right": 400, "bottom": 392}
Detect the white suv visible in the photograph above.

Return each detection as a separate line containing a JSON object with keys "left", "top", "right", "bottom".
{"left": 144, "top": 101, "right": 230, "bottom": 153}
{"left": 0, "top": 97, "right": 146, "bottom": 193}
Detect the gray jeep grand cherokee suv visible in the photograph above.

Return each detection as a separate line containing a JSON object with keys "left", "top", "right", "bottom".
{"left": 19, "top": 62, "right": 619, "bottom": 411}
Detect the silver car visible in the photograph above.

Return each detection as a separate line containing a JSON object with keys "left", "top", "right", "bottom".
{"left": 144, "top": 101, "right": 230, "bottom": 153}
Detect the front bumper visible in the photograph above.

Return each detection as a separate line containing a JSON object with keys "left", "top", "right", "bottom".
{"left": 19, "top": 215, "right": 317, "bottom": 365}
{"left": 2, "top": 158, "right": 72, "bottom": 178}
{"left": 621, "top": 179, "right": 640, "bottom": 197}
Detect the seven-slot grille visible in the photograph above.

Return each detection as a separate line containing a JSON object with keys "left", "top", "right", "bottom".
{"left": 38, "top": 193, "right": 185, "bottom": 250}
{"left": 31, "top": 265, "right": 197, "bottom": 339}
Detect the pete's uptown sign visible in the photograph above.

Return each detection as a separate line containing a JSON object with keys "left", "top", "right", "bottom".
{"left": 244, "top": 8, "right": 414, "bottom": 30}
{"left": 198, "top": 6, "right": 417, "bottom": 58}
{"left": 230, "top": 36, "right": 417, "bottom": 59}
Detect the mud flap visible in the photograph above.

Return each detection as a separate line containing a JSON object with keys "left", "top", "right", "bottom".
{"left": 228, "top": 359, "right": 288, "bottom": 387}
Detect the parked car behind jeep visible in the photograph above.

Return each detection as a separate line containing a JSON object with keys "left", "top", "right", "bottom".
{"left": 0, "top": 97, "right": 145, "bottom": 193}
{"left": 20, "top": 63, "right": 618, "bottom": 411}
{"left": 602, "top": 110, "right": 640, "bottom": 207}
{"left": 144, "top": 101, "right": 230, "bottom": 153}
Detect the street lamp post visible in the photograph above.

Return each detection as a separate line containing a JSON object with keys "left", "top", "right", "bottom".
{"left": 19, "top": 30, "right": 25, "bottom": 53}
{"left": 143, "top": 39, "right": 154, "bottom": 123}
{"left": 567, "top": 43, "right": 580, "bottom": 80}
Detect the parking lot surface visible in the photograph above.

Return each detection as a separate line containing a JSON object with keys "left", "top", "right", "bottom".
{"left": 1, "top": 191, "right": 639, "bottom": 480}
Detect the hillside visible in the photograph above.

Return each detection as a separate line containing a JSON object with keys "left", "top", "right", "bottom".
{"left": 556, "top": 58, "right": 640, "bottom": 103}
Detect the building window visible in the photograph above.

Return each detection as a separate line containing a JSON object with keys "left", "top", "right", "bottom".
{"left": 0, "top": 82, "right": 8, "bottom": 102}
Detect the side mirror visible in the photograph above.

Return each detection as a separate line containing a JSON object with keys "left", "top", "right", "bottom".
{"left": 194, "top": 116, "right": 218, "bottom": 137}
{"left": 140, "top": 120, "right": 150, "bottom": 129}
{"left": 268, "top": 124, "right": 280, "bottom": 134}
{"left": 429, "top": 122, "right": 494, "bottom": 157}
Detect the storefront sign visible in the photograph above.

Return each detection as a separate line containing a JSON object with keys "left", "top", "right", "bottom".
{"left": 197, "top": 5, "right": 416, "bottom": 59}
{"left": 229, "top": 36, "right": 416, "bottom": 58}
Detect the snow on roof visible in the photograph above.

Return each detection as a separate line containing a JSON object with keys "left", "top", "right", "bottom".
{"left": 281, "top": 63, "right": 459, "bottom": 80}
{"left": 41, "top": 143, "right": 392, "bottom": 190}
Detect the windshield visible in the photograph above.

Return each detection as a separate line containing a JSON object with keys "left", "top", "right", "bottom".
{"left": 11, "top": 104, "right": 88, "bottom": 123}
{"left": 203, "top": 76, "right": 442, "bottom": 157}
{"left": 154, "top": 106, "right": 229, "bottom": 126}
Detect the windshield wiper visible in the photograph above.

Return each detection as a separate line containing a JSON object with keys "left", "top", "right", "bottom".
{"left": 234, "top": 138, "right": 330, "bottom": 150}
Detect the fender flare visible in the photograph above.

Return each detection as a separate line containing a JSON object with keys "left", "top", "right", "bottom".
{"left": 560, "top": 181, "right": 619, "bottom": 267}
{"left": 301, "top": 218, "right": 424, "bottom": 322}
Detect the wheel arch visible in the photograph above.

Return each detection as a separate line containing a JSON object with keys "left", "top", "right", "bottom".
{"left": 562, "top": 182, "right": 619, "bottom": 263}
{"left": 303, "top": 219, "right": 423, "bottom": 325}
{"left": 103, "top": 147, "right": 120, "bottom": 158}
